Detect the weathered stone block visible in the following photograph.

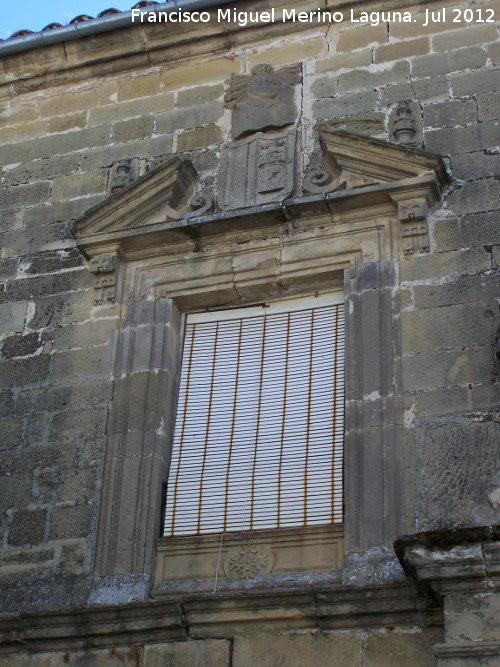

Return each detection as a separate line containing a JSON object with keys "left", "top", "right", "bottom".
{"left": 37, "top": 467, "right": 98, "bottom": 503}
{"left": 401, "top": 247, "right": 491, "bottom": 283}
{"left": 0, "top": 356, "right": 51, "bottom": 389}
{"left": 401, "top": 302, "right": 496, "bottom": 352}
{"left": 3, "top": 222, "right": 72, "bottom": 257}
{"left": 337, "top": 24, "right": 387, "bottom": 52}
{"left": 22, "top": 249, "right": 84, "bottom": 275}
{"left": 88, "top": 93, "right": 175, "bottom": 126}
{"left": 424, "top": 121, "right": 500, "bottom": 155}
{"left": 0, "top": 126, "right": 112, "bottom": 166}
{"left": 417, "top": 421, "right": 500, "bottom": 529}
{"left": 374, "top": 37, "right": 430, "bottom": 63}
{"left": 49, "top": 319, "right": 117, "bottom": 352}
{"left": 0, "top": 301, "right": 26, "bottom": 335}
{"left": 423, "top": 100, "right": 477, "bottom": 128}
{"left": 0, "top": 417, "right": 24, "bottom": 449}
{"left": 248, "top": 37, "right": 325, "bottom": 69}
{"left": 412, "top": 47, "right": 486, "bottom": 79}
{"left": 39, "top": 90, "right": 99, "bottom": 118}
{"left": 29, "top": 290, "right": 94, "bottom": 329}
{"left": 156, "top": 101, "right": 223, "bottom": 134}
{"left": 51, "top": 346, "right": 110, "bottom": 383}
{"left": 451, "top": 151, "right": 500, "bottom": 180}
{"left": 315, "top": 49, "right": 372, "bottom": 73}
{"left": 0, "top": 102, "right": 39, "bottom": 126}
{"left": 432, "top": 25, "right": 498, "bottom": 52}
{"left": 451, "top": 68, "right": 500, "bottom": 97}
{"left": 233, "top": 631, "right": 363, "bottom": 667}
{"left": 8, "top": 508, "right": 47, "bottom": 546}
{"left": 414, "top": 383, "right": 500, "bottom": 418}
{"left": 176, "top": 84, "right": 224, "bottom": 108}
{"left": 48, "top": 112, "right": 87, "bottom": 134}
{"left": 0, "top": 474, "right": 31, "bottom": 511}
{"left": 313, "top": 90, "right": 379, "bottom": 120}
{"left": 51, "top": 170, "right": 107, "bottom": 202}
{"left": 160, "top": 57, "right": 240, "bottom": 91}
{"left": 311, "top": 75, "right": 338, "bottom": 99}
{"left": 448, "top": 180, "right": 500, "bottom": 215}
{"left": 4, "top": 155, "right": 81, "bottom": 187}
{"left": 49, "top": 502, "right": 94, "bottom": 540}
{"left": 80, "top": 135, "right": 173, "bottom": 170}
{"left": 16, "top": 380, "right": 113, "bottom": 415}
{"left": 2, "top": 270, "right": 89, "bottom": 302}
{"left": 1, "top": 333, "right": 41, "bottom": 359}
{"left": 478, "top": 91, "right": 500, "bottom": 121}
{"left": 412, "top": 273, "right": 500, "bottom": 309}
{"left": 113, "top": 116, "right": 154, "bottom": 143}
{"left": 0, "top": 120, "right": 49, "bottom": 145}
{"left": 381, "top": 77, "right": 449, "bottom": 105}
{"left": 489, "top": 41, "right": 500, "bottom": 66}
{"left": 49, "top": 407, "right": 107, "bottom": 441}
{"left": 177, "top": 124, "right": 222, "bottom": 152}
{"left": 24, "top": 196, "right": 103, "bottom": 227}
{"left": 339, "top": 62, "right": 410, "bottom": 94}
{"left": 0, "top": 209, "right": 23, "bottom": 233}
{"left": 363, "top": 628, "right": 436, "bottom": 666}
{"left": 117, "top": 72, "right": 161, "bottom": 102}
{"left": 59, "top": 542, "right": 86, "bottom": 576}
{"left": 144, "top": 640, "right": 231, "bottom": 667}
{"left": 0, "top": 181, "right": 51, "bottom": 211}
{"left": 402, "top": 346, "right": 492, "bottom": 392}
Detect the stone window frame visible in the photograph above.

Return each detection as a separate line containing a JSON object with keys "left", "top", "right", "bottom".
{"left": 73, "top": 134, "right": 446, "bottom": 602}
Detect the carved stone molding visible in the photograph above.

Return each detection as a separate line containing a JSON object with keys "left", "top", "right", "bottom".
{"left": 218, "top": 128, "right": 297, "bottom": 210}
{"left": 397, "top": 199, "right": 430, "bottom": 254}
{"left": 395, "top": 526, "right": 500, "bottom": 666}
{"left": 224, "top": 543, "right": 274, "bottom": 580}
{"left": 107, "top": 159, "right": 140, "bottom": 196}
{"left": 88, "top": 254, "right": 118, "bottom": 305}
{"left": 390, "top": 102, "right": 418, "bottom": 145}
{"left": 225, "top": 63, "right": 302, "bottom": 140}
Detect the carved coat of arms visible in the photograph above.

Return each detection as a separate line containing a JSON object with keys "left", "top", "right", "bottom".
{"left": 218, "top": 128, "right": 297, "bottom": 211}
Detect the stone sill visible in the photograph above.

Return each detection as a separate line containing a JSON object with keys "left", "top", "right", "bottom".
{"left": 154, "top": 524, "right": 345, "bottom": 596}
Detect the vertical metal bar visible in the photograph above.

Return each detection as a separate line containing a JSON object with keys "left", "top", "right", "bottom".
{"left": 223, "top": 319, "right": 243, "bottom": 531}
{"left": 249, "top": 313, "right": 267, "bottom": 530}
{"left": 197, "top": 321, "right": 219, "bottom": 534}
{"left": 304, "top": 309, "right": 315, "bottom": 525}
{"left": 332, "top": 305, "right": 340, "bottom": 522}
{"left": 277, "top": 312, "right": 291, "bottom": 528}
{"left": 169, "top": 324, "right": 196, "bottom": 535}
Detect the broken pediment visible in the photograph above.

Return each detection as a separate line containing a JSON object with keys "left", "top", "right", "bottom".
{"left": 72, "top": 155, "right": 214, "bottom": 254}
{"left": 306, "top": 127, "right": 448, "bottom": 192}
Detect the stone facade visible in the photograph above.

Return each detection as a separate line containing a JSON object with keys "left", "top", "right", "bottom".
{"left": 0, "top": 0, "right": 499, "bottom": 664}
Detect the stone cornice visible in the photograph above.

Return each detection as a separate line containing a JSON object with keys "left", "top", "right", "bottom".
{"left": 0, "top": 582, "right": 441, "bottom": 654}
{"left": 1, "top": 0, "right": 449, "bottom": 98}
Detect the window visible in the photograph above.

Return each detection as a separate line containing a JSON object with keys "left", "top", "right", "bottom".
{"left": 163, "top": 293, "right": 345, "bottom": 537}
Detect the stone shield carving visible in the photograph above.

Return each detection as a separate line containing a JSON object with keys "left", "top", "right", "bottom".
{"left": 218, "top": 128, "right": 297, "bottom": 211}
{"left": 225, "top": 63, "right": 301, "bottom": 140}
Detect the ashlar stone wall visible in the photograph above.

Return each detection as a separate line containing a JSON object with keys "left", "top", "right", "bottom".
{"left": 0, "top": 0, "right": 499, "bottom": 619}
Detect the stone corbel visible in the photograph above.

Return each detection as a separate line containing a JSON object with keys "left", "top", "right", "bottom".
{"left": 395, "top": 526, "right": 500, "bottom": 666}
{"left": 89, "top": 254, "right": 118, "bottom": 305}
{"left": 397, "top": 198, "right": 429, "bottom": 255}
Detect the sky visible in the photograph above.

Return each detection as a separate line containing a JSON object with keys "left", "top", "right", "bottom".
{"left": 1, "top": 0, "right": 134, "bottom": 39}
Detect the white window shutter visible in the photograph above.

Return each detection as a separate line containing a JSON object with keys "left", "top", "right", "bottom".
{"left": 164, "top": 294, "right": 345, "bottom": 536}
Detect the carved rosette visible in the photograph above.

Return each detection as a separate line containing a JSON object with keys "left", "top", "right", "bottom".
{"left": 224, "top": 543, "right": 273, "bottom": 580}
{"left": 89, "top": 254, "right": 117, "bottom": 305}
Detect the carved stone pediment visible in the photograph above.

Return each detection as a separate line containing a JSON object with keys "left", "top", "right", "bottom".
{"left": 312, "top": 127, "right": 447, "bottom": 191}
{"left": 73, "top": 156, "right": 212, "bottom": 256}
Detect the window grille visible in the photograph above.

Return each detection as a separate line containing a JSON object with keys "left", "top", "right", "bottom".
{"left": 163, "top": 293, "right": 345, "bottom": 536}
